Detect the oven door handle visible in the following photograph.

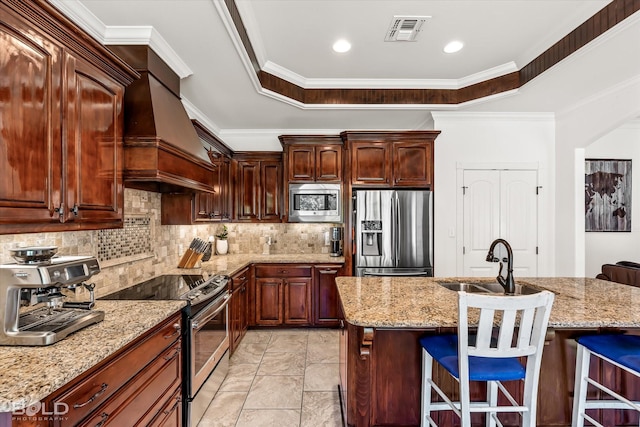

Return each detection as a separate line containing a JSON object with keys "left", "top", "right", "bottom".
{"left": 191, "top": 293, "right": 230, "bottom": 330}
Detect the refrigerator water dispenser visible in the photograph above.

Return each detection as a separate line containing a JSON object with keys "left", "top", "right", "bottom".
{"left": 361, "top": 221, "right": 382, "bottom": 256}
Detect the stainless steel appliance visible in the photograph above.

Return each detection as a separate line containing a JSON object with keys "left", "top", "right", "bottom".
{"left": 100, "top": 273, "right": 230, "bottom": 427}
{"left": 0, "top": 255, "right": 104, "bottom": 346}
{"left": 354, "top": 190, "right": 433, "bottom": 277}
{"left": 330, "top": 226, "right": 344, "bottom": 257}
{"left": 289, "top": 183, "right": 341, "bottom": 222}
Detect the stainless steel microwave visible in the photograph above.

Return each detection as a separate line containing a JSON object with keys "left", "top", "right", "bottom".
{"left": 288, "top": 183, "right": 341, "bottom": 223}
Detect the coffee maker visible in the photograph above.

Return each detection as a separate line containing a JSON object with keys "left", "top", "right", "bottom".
{"left": 330, "top": 226, "right": 343, "bottom": 257}
{"left": 0, "top": 255, "right": 104, "bottom": 346}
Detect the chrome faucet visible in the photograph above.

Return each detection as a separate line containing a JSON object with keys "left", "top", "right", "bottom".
{"left": 486, "top": 239, "right": 515, "bottom": 294}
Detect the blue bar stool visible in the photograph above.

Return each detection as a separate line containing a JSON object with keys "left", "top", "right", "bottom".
{"left": 572, "top": 334, "right": 640, "bottom": 427}
{"left": 420, "top": 290, "right": 555, "bottom": 427}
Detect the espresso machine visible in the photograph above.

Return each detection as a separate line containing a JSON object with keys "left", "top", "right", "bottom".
{"left": 0, "top": 253, "right": 104, "bottom": 346}
{"left": 330, "top": 226, "right": 343, "bottom": 257}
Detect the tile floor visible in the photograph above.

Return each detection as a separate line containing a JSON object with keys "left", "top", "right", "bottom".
{"left": 197, "top": 329, "right": 343, "bottom": 427}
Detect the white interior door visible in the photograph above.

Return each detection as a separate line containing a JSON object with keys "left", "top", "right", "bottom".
{"left": 463, "top": 169, "right": 538, "bottom": 277}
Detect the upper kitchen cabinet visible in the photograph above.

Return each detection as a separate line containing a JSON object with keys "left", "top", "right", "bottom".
{"left": 341, "top": 131, "right": 440, "bottom": 188}
{"left": 279, "top": 135, "right": 343, "bottom": 182}
{"left": 161, "top": 121, "right": 233, "bottom": 225}
{"left": 233, "top": 152, "right": 283, "bottom": 222}
{"left": 0, "top": 1, "right": 138, "bottom": 234}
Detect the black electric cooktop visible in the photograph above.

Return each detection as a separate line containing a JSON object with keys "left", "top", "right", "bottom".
{"left": 100, "top": 274, "right": 225, "bottom": 303}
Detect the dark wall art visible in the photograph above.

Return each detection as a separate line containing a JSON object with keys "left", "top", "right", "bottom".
{"left": 585, "top": 159, "right": 632, "bottom": 232}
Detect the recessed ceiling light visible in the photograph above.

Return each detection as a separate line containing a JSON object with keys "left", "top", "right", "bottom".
{"left": 333, "top": 39, "right": 351, "bottom": 53}
{"left": 443, "top": 40, "right": 464, "bottom": 54}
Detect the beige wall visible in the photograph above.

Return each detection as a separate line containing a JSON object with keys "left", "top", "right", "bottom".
{"left": 0, "top": 189, "right": 335, "bottom": 298}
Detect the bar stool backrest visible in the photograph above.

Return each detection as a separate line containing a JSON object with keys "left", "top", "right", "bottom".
{"left": 459, "top": 290, "right": 555, "bottom": 360}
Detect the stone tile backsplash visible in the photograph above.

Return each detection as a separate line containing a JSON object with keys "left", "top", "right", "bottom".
{"left": 0, "top": 189, "right": 336, "bottom": 297}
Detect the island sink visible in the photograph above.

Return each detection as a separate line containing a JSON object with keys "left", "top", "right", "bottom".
{"left": 438, "top": 281, "right": 542, "bottom": 295}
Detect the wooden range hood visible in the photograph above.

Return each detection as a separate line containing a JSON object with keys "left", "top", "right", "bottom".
{"left": 109, "top": 45, "right": 215, "bottom": 193}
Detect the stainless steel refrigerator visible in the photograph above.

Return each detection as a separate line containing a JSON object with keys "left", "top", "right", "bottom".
{"left": 354, "top": 189, "right": 433, "bottom": 277}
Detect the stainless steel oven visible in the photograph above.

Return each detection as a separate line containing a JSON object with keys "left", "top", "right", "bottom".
{"left": 189, "top": 290, "right": 230, "bottom": 424}
{"left": 99, "top": 274, "right": 230, "bottom": 427}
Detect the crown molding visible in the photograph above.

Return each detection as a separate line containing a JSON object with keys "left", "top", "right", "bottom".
{"left": 182, "top": 97, "right": 222, "bottom": 136}
{"left": 48, "top": 0, "right": 106, "bottom": 41}
{"left": 262, "top": 60, "right": 518, "bottom": 90}
{"left": 103, "top": 26, "right": 193, "bottom": 78}
{"left": 49, "top": 1, "right": 192, "bottom": 79}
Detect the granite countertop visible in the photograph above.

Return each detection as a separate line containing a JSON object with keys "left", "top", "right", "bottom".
{"left": 162, "top": 253, "right": 345, "bottom": 278}
{"left": 0, "top": 300, "right": 185, "bottom": 413}
{"left": 336, "top": 276, "right": 640, "bottom": 329}
{"left": 1, "top": 253, "right": 343, "bottom": 413}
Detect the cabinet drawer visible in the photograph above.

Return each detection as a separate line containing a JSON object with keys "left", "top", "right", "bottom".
{"left": 52, "top": 315, "right": 181, "bottom": 425}
{"left": 149, "top": 387, "right": 182, "bottom": 427}
{"left": 255, "top": 265, "right": 312, "bottom": 277}
{"left": 76, "top": 341, "right": 181, "bottom": 427}
{"left": 231, "top": 267, "right": 250, "bottom": 291}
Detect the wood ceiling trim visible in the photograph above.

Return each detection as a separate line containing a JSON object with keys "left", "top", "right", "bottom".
{"left": 228, "top": 0, "right": 640, "bottom": 105}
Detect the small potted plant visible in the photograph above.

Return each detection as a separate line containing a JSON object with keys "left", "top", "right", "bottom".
{"left": 215, "top": 225, "right": 229, "bottom": 255}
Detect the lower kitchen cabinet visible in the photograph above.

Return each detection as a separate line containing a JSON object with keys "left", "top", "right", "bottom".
{"left": 254, "top": 265, "right": 312, "bottom": 326}
{"left": 230, "top": 267, "right": 250, "bottom": 354}
{"left": 43, "top": 313, "right": 182, "bottom": 427}
{"left": 313, "top": 264, "right": 343, "bottom": 327}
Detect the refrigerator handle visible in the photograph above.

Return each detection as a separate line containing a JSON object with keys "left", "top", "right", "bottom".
{"left": 394, "top": 192, "right": 400, "bottom": 266}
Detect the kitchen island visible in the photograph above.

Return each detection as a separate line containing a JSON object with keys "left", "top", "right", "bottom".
{"left": 336, "top": 276, "right": 640, "bottom": 427}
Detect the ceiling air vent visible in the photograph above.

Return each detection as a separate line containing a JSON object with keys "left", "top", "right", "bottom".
{"left": 385, "top": 15, "right": 430, "bottom": 42}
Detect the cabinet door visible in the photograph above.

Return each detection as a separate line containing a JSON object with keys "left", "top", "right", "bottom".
{"left": 260, "top": 160, "right": 282, "bottom": 220}
{"left": 314, "top": 265, "right": 341, "bottom": 326}
{"left": 194, "top": 192, "right": 214, "bottom": 221}
{"left": 288, "top": 146, "right": 315, "bottom": 181}
{"left": 0, "top": 19, "right": 63, "bottom": 229}
{"left": 255, "top": 278, "right": 283, "bottom": 325}
{"left": 351, "top": 142, "right": 391, "bottom": 185}
{"left": 316, "top": 146, "right": 342, "bottom": 181}
{"left": 65, "top": 54, "right": 124, "bottom": 225}
{"left": 392, "top": 141, "right": 432, "bottom": 187}
{"left": 284, "top": 278, "right": 311, "bottom": 325}
{"left": 236, "top": 161, "right": 260, "bottom": 221}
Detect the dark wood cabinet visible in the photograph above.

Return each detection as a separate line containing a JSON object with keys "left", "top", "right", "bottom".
{"left": 233, "top": 153, "right": 282, "bottom": 222}
{"left": 392, "top": 141, "right": 433, "bottom": 187}
{"left": 161, "top": 155, "right": 232, "bottom": 225}
{"left": 0, "top": 0, "right": 136, "bottom": 235}
{"left": 254, "top": 264, "right": 312, "bottom": 326}
{"left": 280, "top": 136, "right": 343, "bottom": 182}
{"left": 313, "top": 264, "right": 343, "bottom": 327}
{"left": 230, "top": 267, "right": 250, "bottom": 354}
{"left": 349, "top": 141, "right": 392, "bottom": 185}
{"left": 279, "top": 135, "right": 343, "bottom": 222}
{"left": 341, "top": 131, "right": 439, "bottom": 189}
{"left": 44, "top": 313, "right": 182, "bottom": 427}
{"left": 65, "top": 55, "right": 125, "bottom": 225}
{"left": 161, "top": 121, "right": 233, "bottom": 225}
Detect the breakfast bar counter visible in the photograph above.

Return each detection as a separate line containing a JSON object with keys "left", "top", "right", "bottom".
{"left": 336, "top": 276, "right": 640, "bottom": 427}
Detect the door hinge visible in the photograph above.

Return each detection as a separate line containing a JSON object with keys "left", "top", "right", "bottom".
{"left": 463, "top": 246, "right": 466, "bottom": 255}
{"left": 462, "top": 186, "right": 468, "bottom": 195}
{"left": 536, "top": 246, "right": 539, "bottom": 255}
{"left": 536, "top": 186, "right": 542, "bottom": 195}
